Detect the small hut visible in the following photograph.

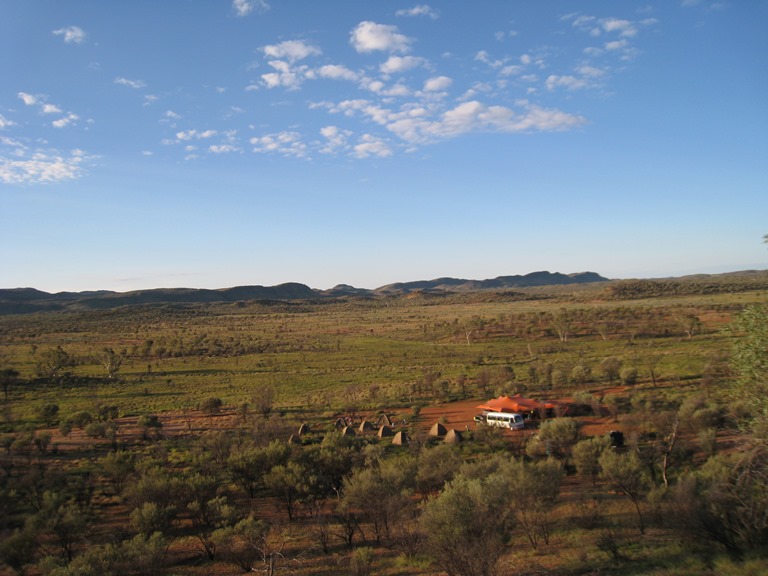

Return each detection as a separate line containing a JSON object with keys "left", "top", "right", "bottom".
{"left": 287, "top": 434, "right": 302, "bottom": 445}
{"left": 340, "top": 426, "right": 356, "bottom": 437}
{"left": 378, "top": 425, "right": 394, "bottom": 438}
{"left": 444, "top": 429, "right": 463, "bottom": 443}
{"left": 298, "top": 423, "right": 310, "bottom": 436}
{"left": 429, "top": 422, "right": 447, "bottom": 437}
{"left": 392, "top": 430, "right": 409, "bottom": 445}
{"left": 334, "top": 417, "right": 346, "bottom": 429}
{"left": 359, "top": 420, "right": 375, "bottom": 434}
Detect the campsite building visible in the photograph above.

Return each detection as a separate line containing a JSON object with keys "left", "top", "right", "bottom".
{"left": 477, "top": 394, "right": 567, "bottom": 420}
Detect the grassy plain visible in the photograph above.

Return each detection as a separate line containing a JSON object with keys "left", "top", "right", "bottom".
{"left": 1, "top": 276, "right": 767, "bottom": 575}
{"left": 2, "top": 283, "right": 761, "bottom": 422}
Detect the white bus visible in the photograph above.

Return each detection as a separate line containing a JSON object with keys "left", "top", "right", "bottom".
{"left": 483, "top": 412, "right": 525, "bottom": 430}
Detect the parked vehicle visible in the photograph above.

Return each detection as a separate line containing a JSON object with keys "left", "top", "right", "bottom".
{"left": 483, "top": 411, "right": 525, "bottom": 430}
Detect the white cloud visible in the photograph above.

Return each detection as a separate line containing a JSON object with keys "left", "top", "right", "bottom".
{"left": 319, "top": 125, "right": 352, "bottom": 154}
{"left": 262, "top": 40, "right": 320, "bottom": 62}
{"left": 250, "top": 131, "right": 307, "bottom": 158}
{"left": 18, "top": 92, "right": 37, "bottom": 106}
{"left": 350, "top": 21, "right": 411, "bottom": 53}
{"left": 602, "top": 18, "right": 637, "bottom": 37}
{"left": 42, "top": 104, "right": 62, "bottom": 114}
{"left": 233, "top": 0, "right": 268, "bottom": 16}
{"left": 354, "top": 134, "right": 392, "bottom": 158}
{"left": 380, "top": 55, "right": 425, "bottom": 75}
{"left": 546, "top": 75, "right": 588, "bottom": 91}
{"left": 176, "top": 129, "right": 217, "bottom": 141}
{"left": 165, "top": 110, "right": 182, "bottom": 119}
{"left": 384, "top": 83, "right": 411, "bottom": 97}
{"left": 261, "top": 60, "right": 309, "bottom": 90}
{"left": 52, "top": 26, "right": 86, "bottom": 44}
{"left": 114, "top": 77, "right": 146, "bottom": 89}
{"left": 209, "top": 144, "right": 240, "bottom": 154}
{"left": 392, "top": 100, "right": 585, "bottom": 144}
{"left": 576, "top": 65, "right": 605, "bottom": 78}
{"left": 52, "top": 113, "right": 79, "bottom": 128}
{"left": 0, "top": 149, "right": 91, "bottom": 184}
{"left": 0, "top": 114, "right": 16, "bottom": 129}
{"left": 605, "top": 39, "right": 628, "bottom": 51}
{"left": 315, "top": 64, "right": 358, "bottom": 82}
{"left": 233, "top": 0, "right": 253, "bottom": 16}
{"left": 396, "top": 5, "right": 439, "bottom": 19}
{"left": 423, "top": 76, "right": 452, "bottom": 92}
{"left": 322, "top": 96, "right": 585, "bottom": 147}
{"left": 500, "top": 65, "right": 523, "bottom": 76}
{"left": 475, "top": 50, "right": 504, "bottom": 69}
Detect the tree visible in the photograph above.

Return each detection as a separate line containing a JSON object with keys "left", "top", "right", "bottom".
{"left": 641, "top": 349, "right": 663, "bottom": 388}
{"left": 672, "top": 446, "right": 768, "bottom": 555}
{"left": 38, "top": 402, "right": 60, "bottom": 427}
{"left": 549, "top": 309, "right": 572, "bottom": 343}
{"left": 341, "top": 456, "right": 414, "bottom": 545}
{"left": 526, "top": 417, "right": 581, "bottom": 461}
{"left": 125, "top": 468, "right": 185, "bottom": 534}
{"left": 503, "top": 458, "right": 564, "bottom": 549}
{"left": 265, "top": 461, "right": 307, "bottom": 522}
{"left": 137, "top": 414, "right": 163, "bottom": 441}
{"left": 676, "top": 313, "right": 702, "bottom": 340}
{"left": 729, "top": 304, "right": 768, "bottom": 441}
{"left": 200, "top": 397, "right": 223, "bottom": 425}
{"left": 599, "top": 450, "right": 649, "bottom": 534}
{"left": 99, "top": 450, "right": 136, "bottom": 496}
{"left": 131, "top": 502, "right": 176, "bottom": 537}
{"left": 252, "top": 382, "right": 277, "bottom": 419}
{"left": 420, "top": 471, "right": 513, "bottom": 576}
{"left": 187, "top": 495, "right": 238, "bottom": 560}
{"left": 0, "top": 525, "right": 37, "bottom": 575}
{"left": 573, "top": 436, "right": 610, "bottom": 485}
{"left": 96, "top": 348, "right": 123, "bottom": 380}
{"left": 212, "top": 516, "right": 270, "bottom": 572}
{"left": 600, "top": 357, "right": 622, "bottom": 386}
{"left": 227, "top": 440, "right": 290, "bottom": 499}
{"left": 570, "top": 364, "right": 592, "bottom": 386}
{"left": 35, "top": 347, "right": 73, "bottom": 379}
{"left": 36, "top": 493, "right": 89, "bottom": 562}
{"left": 0, "top": 368, "right": 20, "bottom": 401}
{"left": 620, "top": 366, "right": 638, "bottom": 386}
{"left": 416, "top": 444, "right": 461, "bottom": 495}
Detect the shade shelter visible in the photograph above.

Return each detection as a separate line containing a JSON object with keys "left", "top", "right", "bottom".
{"left": 477, "top": 394, "right": 567, "bottom": 418}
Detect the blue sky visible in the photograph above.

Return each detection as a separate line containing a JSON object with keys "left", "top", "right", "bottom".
{"left": 1, "top": 1, "right": 766, "bottom": 292}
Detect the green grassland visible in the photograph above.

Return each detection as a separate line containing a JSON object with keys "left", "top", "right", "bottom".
{"left": 0, "top": 278, "right": 763, "bottom": 425}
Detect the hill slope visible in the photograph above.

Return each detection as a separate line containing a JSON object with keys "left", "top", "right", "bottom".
{"left": 4, "top": 269, "right": 766, "bottom": 314}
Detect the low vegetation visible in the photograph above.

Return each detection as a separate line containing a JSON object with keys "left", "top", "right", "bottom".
{"left": 0, "top": 273, "right": 766, "bottom": 575}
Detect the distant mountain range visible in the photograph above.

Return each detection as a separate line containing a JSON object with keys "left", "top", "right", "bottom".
{"left": 0, "top": 271, "right": 608, "bottom": 314}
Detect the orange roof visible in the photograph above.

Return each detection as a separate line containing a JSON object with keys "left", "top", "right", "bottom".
{"left": 477, "top": 394, "right": 564, "bottom": 414}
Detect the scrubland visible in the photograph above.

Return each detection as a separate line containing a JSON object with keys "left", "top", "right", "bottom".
{"left": 1, "top": 277, "right": 766, "bottom": 575}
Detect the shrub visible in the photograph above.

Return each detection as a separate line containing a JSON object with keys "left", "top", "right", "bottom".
{"left": 350, "top": 546, "right": 374, "bottom": 576}
{"left": 620, "top": 367, "right": 638, "bottom": 386}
